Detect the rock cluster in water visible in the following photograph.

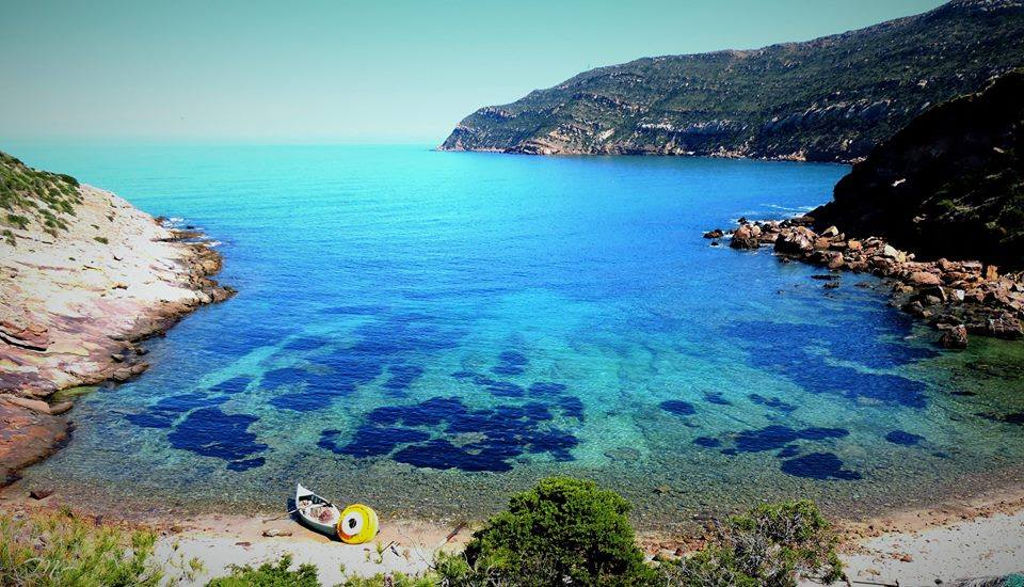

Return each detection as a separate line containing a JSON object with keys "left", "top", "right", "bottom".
{"left": 707, "top": 216, "right": 1024, "bottom": 347}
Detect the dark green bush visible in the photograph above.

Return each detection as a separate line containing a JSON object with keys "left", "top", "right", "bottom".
{"left": 454, "top": 477, "right": 654, "bottom": 586}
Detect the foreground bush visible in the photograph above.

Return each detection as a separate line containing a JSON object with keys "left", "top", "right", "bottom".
{"left": 207, "top": 554, "right": 319, "bottom": 586}
{"left": 0, "top": 508, "right": 167, "bottom": 586}
{"left": 661, "top": 500, "right": 843, "bottom": 586}
{"left": 444, "top": 477, "right": 654, "bottom": 586}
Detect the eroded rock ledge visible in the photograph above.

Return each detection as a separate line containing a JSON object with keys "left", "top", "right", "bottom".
{"left": 706, "top": 216, "right": 1023, "bottom": 347}
{"left": 0, "top": 185, "right": 233, "bottom": 485}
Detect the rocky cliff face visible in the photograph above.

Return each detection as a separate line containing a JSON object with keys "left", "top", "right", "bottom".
{"left": 0, "top": 151, "right": 232, "bottom": 484}
{"left": 812, "top": 69, "right": 1024, "bottom": 267}
{"left": 440, "top": 0, "right": 1024, "bottom": 162}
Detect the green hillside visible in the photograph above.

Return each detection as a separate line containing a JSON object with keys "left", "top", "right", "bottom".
{"left": 441, "top": 0, "right": 1024, "bottom": 162}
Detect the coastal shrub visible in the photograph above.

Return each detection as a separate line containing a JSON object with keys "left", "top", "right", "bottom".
{"left": 447, "top": 477, "right": 654, "bottom": 586}
{"left": 0, "top": 508, "right": 167, "bottom": 586}
{"left": 660, "top": 500, "right": 843, "bottom": 587}
{"left": 341, "top": 572, "right": 437, "bottom": 586}
{"left": 205, "top": 553, "right": 320, "bottom": 587}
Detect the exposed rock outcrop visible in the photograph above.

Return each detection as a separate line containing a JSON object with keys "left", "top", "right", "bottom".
{"left": 0, "top": 152, "right": 233, "bottom": 484}
{"left": 716, "top": 217, "right": 1024, "bottom": 344}
{"left": 813, "top": 69, "right": 1024, "bottom": 267}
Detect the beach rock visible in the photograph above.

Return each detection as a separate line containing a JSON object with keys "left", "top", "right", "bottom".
{"left": 0, "top": 402, "right": 69, "bottom": 487}
{"left": 775, "top": 230, "right": 814, "bottom": 255}
{"left": 729, "top": 225, "right": 760, "bottom": 250}
{"left": 29, "top": 488, "right": 54, "bottom": 500}
{"left": 939, "top": 325, "right": 968, "bottom": 349}
{"left": 262, "top": 528, "right": 293, "bottom": 537}
{"left": 703, "top": 228, "right": 724, "bottom": 239}
{"left": 910, "top": 271, "right": 941, "bottom": 286}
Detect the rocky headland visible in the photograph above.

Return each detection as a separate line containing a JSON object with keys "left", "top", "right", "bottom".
{"left": 710, "top": 217, "right": 1023, "bottom": 348}
{"left": 440, "top": 0, "right": 1024, "bottom": 162}
{"left": 0, "top": 151, "right": 233, "bottom": 485}
{"left": 705, "top": 66, "right": 1024, "bottom": 349}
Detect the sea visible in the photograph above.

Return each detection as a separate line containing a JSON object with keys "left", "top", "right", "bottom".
{"left": 7, "top": 143, "right": 1024, "bottom": 528}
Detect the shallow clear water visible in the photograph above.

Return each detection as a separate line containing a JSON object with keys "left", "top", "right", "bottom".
{"left": 8, "top": 144, "right": 1024, "bottom": 528}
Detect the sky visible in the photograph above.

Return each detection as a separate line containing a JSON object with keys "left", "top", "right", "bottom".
{"left": 1, "top": 0, "right": 946, "bottom": 144}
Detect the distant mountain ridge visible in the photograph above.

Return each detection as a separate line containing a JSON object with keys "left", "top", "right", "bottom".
{"left": 440, "top": 0, "right": 1024, "bottom": 162}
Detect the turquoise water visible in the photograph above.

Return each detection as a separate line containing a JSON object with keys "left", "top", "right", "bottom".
{"left": 8, "top": 144, "right": 1024, "bottom": 528}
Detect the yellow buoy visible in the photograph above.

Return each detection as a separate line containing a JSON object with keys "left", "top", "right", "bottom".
{"left": 336, "top": 503, "right": 379, "bottom": 544}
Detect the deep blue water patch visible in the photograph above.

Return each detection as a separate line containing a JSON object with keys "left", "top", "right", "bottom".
{"left": 780, "top": 452, "right": 862, "bottom": 481}
{"left": 703, "top": 392, "right": 732, "bottom": 406}
{"left": 729, "top": 425, "right": 848, "bottom": 454}
{"left": 227, "top": 457, "right": 266, "bottom": 471}
{"left": 208, "top": 376, "right": 253, "bottom": 395}
{"left": 693, "top": 436, "right": 721, "bottom": 448}
{"left": 661, "top": 400, "right": 696, "bottom": 416}
{"left": 749, "top": 394, "right": 796, "bottom": 413}
{"left": 125, "top": 392, "right": 229, "bottom": 429}
{"left": 382, "top": 364, "right": 425, "bottom": 394}
{"left": 885, "top": 430, "right": 925, "bottom": 446}
{"left": 556, "top": 396, "right": 585, "bottom": 421}
{"left": 492, "top": 351, "right": 528, "bottom": 375}
{"left": 167, "top": 407, "right": 267, "bottom": 468}
{"left": 319, "top": 427, "right": 430, "bottom": 458}
{"left": 734, "top": 321, "right": 929, "bottom": 408}
{"left": 337, "top": 396, "right": 578, "bottom": 471}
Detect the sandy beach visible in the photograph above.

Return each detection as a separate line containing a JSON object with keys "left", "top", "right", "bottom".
{"left": 5, "top": 483, "right": 1021, "bottom": 584}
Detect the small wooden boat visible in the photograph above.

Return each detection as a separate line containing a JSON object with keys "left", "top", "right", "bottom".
{"left": 295, "top": 483, "right": 341, "bottom": 537}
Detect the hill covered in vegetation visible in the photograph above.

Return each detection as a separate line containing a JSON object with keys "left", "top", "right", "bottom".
{"left": 440, "top": 0, "right": 1024, "bottom": 162}
{"left": 0, "top": 151, "right": 82, "bottom": 245}
{"left": 812, "top": 69, "right": 1024, "bottom": 267}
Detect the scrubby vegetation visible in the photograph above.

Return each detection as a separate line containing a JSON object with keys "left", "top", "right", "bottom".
{"left": 206, "top": 554, "right": 320, "bottom": 587}
{"left": 442, "top": 0, "right": 1024, "bottom": 162}
{"left": 0, "top": 150, "right": 82, "bottom": 240}
{"left": 0, "top": 508, "right": 178, "bottom": 586}
{"left": 0, "top": 482, "right": 844, "bottom": 586}
{"left": 660, "top": 500, "right": 843, "bottom": 586}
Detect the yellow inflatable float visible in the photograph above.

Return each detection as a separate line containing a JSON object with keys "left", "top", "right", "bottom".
{"left": 336, "top": 503, "right": 379, "bottom": 544}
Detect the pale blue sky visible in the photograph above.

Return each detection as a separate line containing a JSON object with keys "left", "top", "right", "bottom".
{"left": 1, "top": 0, "right": 944, "bottom": 143}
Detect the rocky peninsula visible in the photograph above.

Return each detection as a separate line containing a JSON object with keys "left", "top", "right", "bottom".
{"left": 0, "top": 151, "right": 232, "bottom": 485}
{"left": 712, "top": 217, "right": 1023, "bottom": 349}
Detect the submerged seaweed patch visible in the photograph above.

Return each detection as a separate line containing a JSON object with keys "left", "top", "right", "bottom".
{"left": 730, "top": 425, "right": 848, "bottom": 454}
{"left": 126, "top": 392, "right": 229, "bottom": 429}
{"left": 167, "top": 407, "right": 267, "bottom": 468}
{"left": 492, "top": 350, "right": 528, "bottom": 375}
{"left": 734, "top": 320, "right": 931, "bottom": 408}
{"left": 329, "top": 396, "right": 578, "bottom": 472}
{"left": 208, "top": 376, "right": 253, "bottom": 395}
{"left": 703, "top": 392, "right": 732, "bottom": 406}
{"left": 382, "top": 364, "right": 425, "bottom": 393}
{"left": 885, "top": 430, "right": 925, "bottom": 445}
{"left": 660, "top": 400, "right": 696, "bottom": 416}
{"left": 748, "top": 393, "right": 796, "bottom": 413}
{"left": 780, "top": 452, "right": 862, "bottom": 480}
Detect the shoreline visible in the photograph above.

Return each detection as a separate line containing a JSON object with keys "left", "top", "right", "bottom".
{"left": 0, "top": 184, "right": 233, "bottom": 486}
{"left": 710, "top": 215, "right": 1024, "bottom": 347}
{"left": 4, "top": 478, "right": 1023, "bottom": 584}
